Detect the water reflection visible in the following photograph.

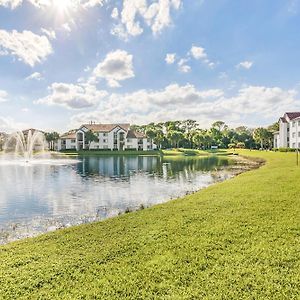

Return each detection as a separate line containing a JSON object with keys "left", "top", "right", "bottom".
{"left": 0, "top": 155, "right": 234, "bottom": 244}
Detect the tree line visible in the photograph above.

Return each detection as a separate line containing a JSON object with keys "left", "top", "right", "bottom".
{"left": 16, "top": 120, "right": 278, "bottom": 151}
{"left": 131, "top": 120, "right": 279, "bottom": 150}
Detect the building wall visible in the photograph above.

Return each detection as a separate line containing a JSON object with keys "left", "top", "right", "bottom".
{"left": 58, "top": 138, "right": 76, "bottom": 151}
{"left": 72, "top": 126, "right": 156, "bottom": 151}
{"left": 279, "top": 120, "right": 288, "bottom": 148}
{"left": 273, "top": 133, "right": 279, "bottom": 148}
{"left": 288, "top": 119, "right": 300, "bottom": 149}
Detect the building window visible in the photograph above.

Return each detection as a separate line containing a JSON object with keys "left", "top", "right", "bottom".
{"left": 298, "top": 132, "right": 300, "bottom": 138}
{"left": 71, "top": 139, "right": 76, "bottom": 143}
{"left": 127, "top": 138, "right": 132, "bottom": 143}
{"left": 103, "top": 133, "right": 108, "bottom": 137}
{"left": 103, "top": 145, "right": 108, "bottom": 149}
{"left": 103, "top": 139, "right": 108, "bottom": 143}
{"left": 293, "top": 122, "right": 296, "bottom": 127}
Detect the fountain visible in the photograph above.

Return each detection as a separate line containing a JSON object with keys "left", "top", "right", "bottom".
{"left": 4, "top": 129, "right": 46, "bottom": 162}
{"left": 0, "top": 129, "right": 79, "bottom": 166}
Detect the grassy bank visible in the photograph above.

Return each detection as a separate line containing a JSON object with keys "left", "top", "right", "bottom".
{"left": 1, "top": 150, "right": 300, "bottom": 299}
{"left": 61, "top": 148, "right": 229, "bottom": 157}
{"left": 61, "top": 149, "right": 161, "bottom": 156}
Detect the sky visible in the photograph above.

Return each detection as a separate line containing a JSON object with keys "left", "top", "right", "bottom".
{"left": 0, "top": 0, "right": 300, "bottom": 133}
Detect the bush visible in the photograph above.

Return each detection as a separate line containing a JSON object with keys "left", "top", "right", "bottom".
{"left": 228, "top": 143, "right": 236, "bottom": 149}
{"left": 236, "top": 142, "right": 246, "bottom": 149}
{"left": 278, "top": 148, "right": 298, "bottom": 152}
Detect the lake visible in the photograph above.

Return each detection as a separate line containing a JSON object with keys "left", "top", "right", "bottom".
{"left": 0, "top": 155, "right": 236, "bottom": 244}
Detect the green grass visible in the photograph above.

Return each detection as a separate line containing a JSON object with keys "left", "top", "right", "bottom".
{"left": 162, "top": 148, "right": 230, "bottom": 156}
{"left": 1, "top": 150, "right": 300, "bottom": 299}
{"left": 60, "top": 148, "right": 230, "bottom": 157}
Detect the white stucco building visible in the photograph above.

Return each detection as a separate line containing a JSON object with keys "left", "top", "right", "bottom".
{"left": 57, "top": 131, "right": 77, "bottom": 151}
{"left": 58, "top": 123, "right": 156, "bottom": 151}
{"left": 274, "top": 112, "right": 300, "bottom": 149}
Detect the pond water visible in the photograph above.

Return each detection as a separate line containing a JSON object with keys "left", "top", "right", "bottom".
{"left": 0, "top": 155, "right": 236, "bottom": 244}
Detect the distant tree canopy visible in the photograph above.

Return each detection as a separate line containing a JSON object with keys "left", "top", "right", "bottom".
{"left": 45, "top": 132, "right": 60, "bottom": 150}
{"left": 85, "top": 130, "right": 99, "bottom": 149}
{"left": 131, "top": 120, "right": 276, "bottom": 150}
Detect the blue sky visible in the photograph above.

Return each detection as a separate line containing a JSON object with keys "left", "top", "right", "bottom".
{"left": 0, "top": 0, "right": 300, "bottom": 133}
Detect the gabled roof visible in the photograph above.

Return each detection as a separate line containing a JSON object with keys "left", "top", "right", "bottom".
{"left": 279, "top": 117, "right": 287, "bottom": 123}
{"left": 60, "top": 132, "right": 76, "bottom": 139}
{"left": 285, "top": 112, "right": 300, "bottom": 121}
{"left": 126, "top": 130, "right": 147, "bottom": 139}
{"left": 80, "top": 123, "right": 130, "bottom": 133}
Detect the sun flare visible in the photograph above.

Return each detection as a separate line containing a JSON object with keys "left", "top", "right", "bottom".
{"left": 53, "top": 0, "right": 73, "bottom": 13}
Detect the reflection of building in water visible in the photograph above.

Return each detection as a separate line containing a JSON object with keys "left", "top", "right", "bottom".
{"left": 78, "top": 156, "right": 159, "bottom": 178}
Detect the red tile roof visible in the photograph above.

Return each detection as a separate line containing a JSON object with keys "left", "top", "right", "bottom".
{"left": 80, "top": 123, "right": 130, "bottom": 133}
{"left": 285, "top": 112, "right": 300, "bottom": 121}
{"left": 126, "top": 130, "right": 147, "bottom": 139}
{"left": 60, "top": 132, "right": 76, "bottom": 139}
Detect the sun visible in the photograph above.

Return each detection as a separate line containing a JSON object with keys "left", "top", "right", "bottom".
{"left": 53, "top": 0, "right": 74, "bottom": 14}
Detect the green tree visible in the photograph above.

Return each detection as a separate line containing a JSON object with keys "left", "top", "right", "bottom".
{"left": 193, "top": 131, "right": 205, "bottom": 149}
{"left": 253, "top": 127, "right": 270, "bottom": 149}
{"left": 268, "top": 122, "right": 279, "bottom": 133}
{"left": 45, "top": 132, "right": 60, "bottom": 151}
{"left": 85, "top": 130, "right": 99, "bottom": 149}
{"left": 167, "top": 130, "right": 184, "bottom": 148}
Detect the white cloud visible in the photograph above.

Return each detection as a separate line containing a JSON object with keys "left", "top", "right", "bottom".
{"left": 237, "top": 61, "right": 253, "bottom": 70}
{"left": 26, "top": 72, "right": 43, "bottom": 81}
{"left": 92, "top": 50, "right": 134, "bottom": 87}
{"left": 62, "top": 23, "right": 72, "bottom": 33}
{"left": 0, "top": 116, "right": 28, "bottom": 133}
{"left": 0, "top": 0, "right": 106, "bottom": 9}
{"left": 189, "top": 45, "right": 215, "bottom": 68}
{"left": 0, "top": 30, "right": 53, "bottom": 67}
{"left": 112, "top": 0, "right": 182, "bottom": 38}
{"left": 0, "top": 0, "right": 22, "bottom": 9}
{"left": 35, "top": 82, "right": 108, "bottom": 109}
{"left": 41, "top": 28, "right": 56, "bottom": 40}
{"left": 111, "top": 7, "right": 119, "bottom": 19}
{"left": 178, "top": 58, "right": 191, "bottom": 73}
{"left": 165, "top": 53, "right": 176, "bottom": 64}
{"left": 69, "top": 84, "right": 300, "bottom": 128}
{"left": 0, "top": 90, "right": 8, "bottom": 102}
{"left": 190, "top": 46, "right": 207, "bottom": 60}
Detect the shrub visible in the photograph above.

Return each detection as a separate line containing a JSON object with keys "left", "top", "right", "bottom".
{"left": 236, "top": 142, "right": 246, "bottom": 149}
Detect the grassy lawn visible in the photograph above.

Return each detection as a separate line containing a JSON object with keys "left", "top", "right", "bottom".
{"left": 60, "top": 148, "right": 231, "bottom": 157}
{"left": 1, "top": 150, "right": 300, "bottom": 299}
{"left": 162, "top": 148, "right": 231, "bottom": 156}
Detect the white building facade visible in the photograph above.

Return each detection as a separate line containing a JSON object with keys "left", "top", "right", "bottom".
{"left": 57, "top": 131, "right": 77, "bottom": 151}
{"left": 58, "top": 123, "right": 156, "bottom": 151}
{"left": 274, "top": 112, "right": 300, "bottom": 149}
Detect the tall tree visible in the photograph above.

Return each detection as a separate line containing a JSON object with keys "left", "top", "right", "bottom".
{"left": 167, "top": 130, "right": 184, "bottom": 148}
{"left": 85, "top": 130, "right": 99, "bottom": 149}
{"left": 45, "top": 132, "right": 60, "bottom": 151}
{"left": 253, "top": 127, "right": 270, "bottom": 149}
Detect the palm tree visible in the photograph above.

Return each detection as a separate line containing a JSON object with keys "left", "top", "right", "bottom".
{"left": 253, "top": 127, "right": 269, "bottom": 149}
